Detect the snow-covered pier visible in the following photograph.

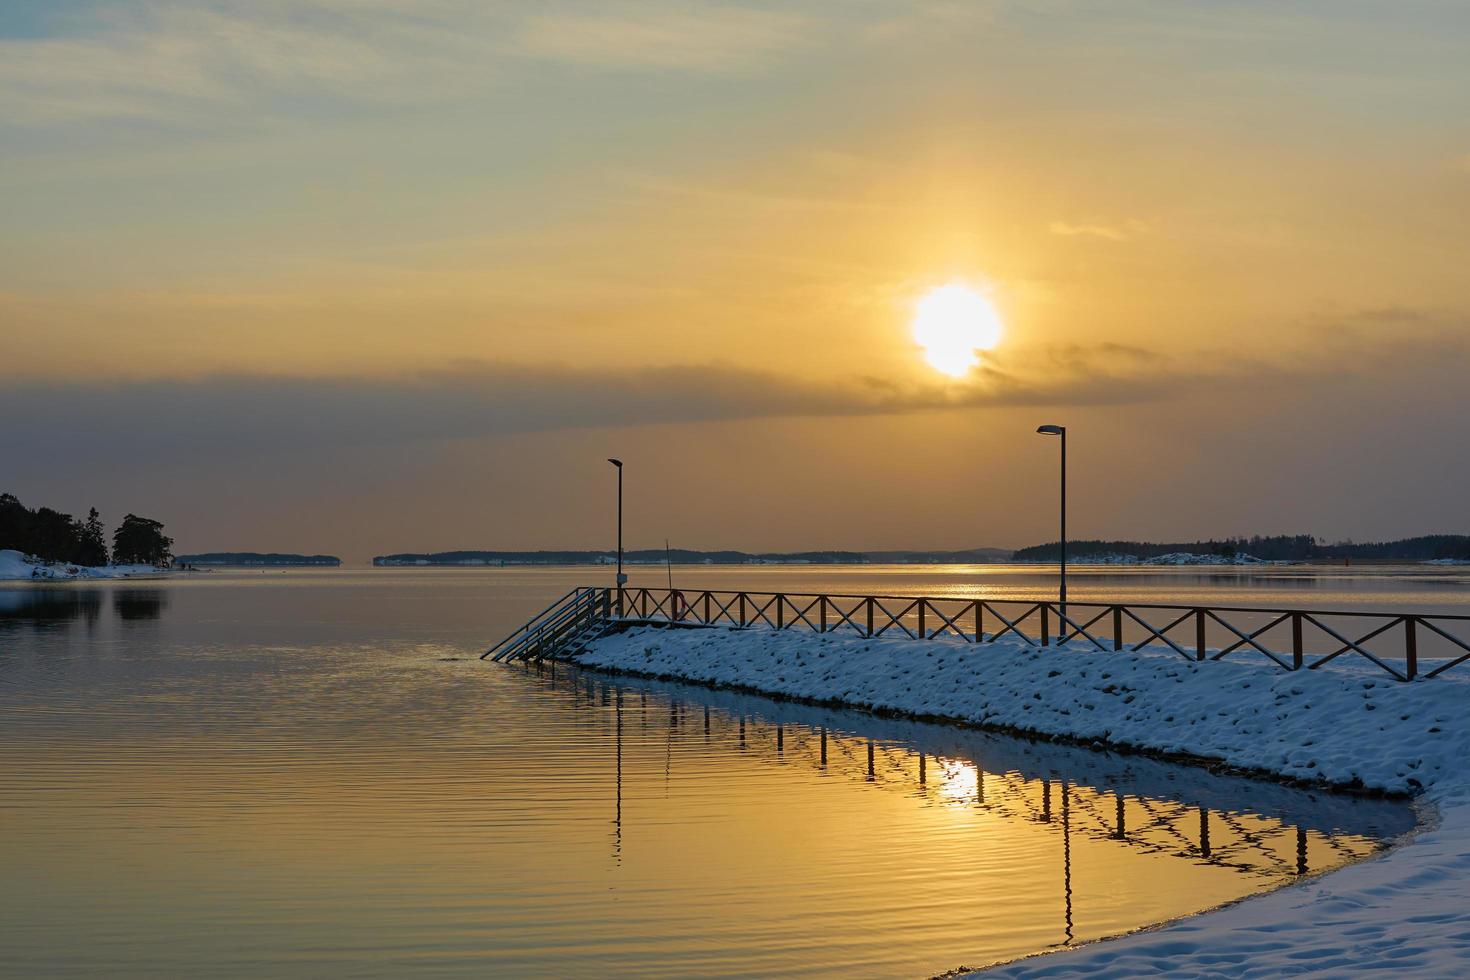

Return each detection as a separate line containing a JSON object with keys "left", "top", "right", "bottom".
{"left": 489, "top": 585, "right": 1470, "bottom": 976}
{"left": 491, "top": 586, "right": 1470, "bottom": 682}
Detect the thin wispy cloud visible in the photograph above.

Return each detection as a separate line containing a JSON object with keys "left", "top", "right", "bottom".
{"left": 1048, "top": 219, "right": 1148, "bottom": 242}
{"left": 516, "top": 5, "right": 811, "bottom": 72}
{"left": 0, "top": 1, "right": 824, "bottom": 127}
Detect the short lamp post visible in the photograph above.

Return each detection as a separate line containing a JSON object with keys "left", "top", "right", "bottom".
{"left": 607, "top": 458, "right": 626, "bottom": 615}
{"left": 1036, "top": 425, "right": 1067, "bottom": 633}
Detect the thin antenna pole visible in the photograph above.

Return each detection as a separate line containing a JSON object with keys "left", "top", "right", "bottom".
{"left": 665, "top": 538, "right": 674, "bottom": 591}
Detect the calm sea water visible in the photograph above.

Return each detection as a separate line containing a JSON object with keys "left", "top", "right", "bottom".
{"left": 0, "top": 567, "right": 1431, "bottom": 977}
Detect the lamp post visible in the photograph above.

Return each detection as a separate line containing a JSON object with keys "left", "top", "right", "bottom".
{"left": 1035, "top": 425, "right": 1066, "bottom": 632}
{"left": 607, "top": 458, "right": 625, "bottom": 614}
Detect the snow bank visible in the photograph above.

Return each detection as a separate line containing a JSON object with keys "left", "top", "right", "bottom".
{"left": 1072, "top": 552, "right": 1273, "bottom": 566}
{"left": 574, "top": 625, "right": 1470, "bottom": 977}
{"left": 1143, "top": 551, "right": 1269, "bottom": 566}
{"left": 0, "top": 549, "right": 165, "bottom": 581}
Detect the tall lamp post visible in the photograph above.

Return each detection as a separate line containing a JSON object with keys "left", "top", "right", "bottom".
{"left": 607, "top": 458, "right": 626, "bottom": 614}
{"left": 1035, "top": 425, "right": 1066, "bottom": 632}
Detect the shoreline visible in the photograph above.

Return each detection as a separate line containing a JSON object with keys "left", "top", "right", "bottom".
{"left": 569, "top": 624, "right": 1470, "bottom": 976}
{"left": 0, "top": 549, "right": 177, "bottom": 583}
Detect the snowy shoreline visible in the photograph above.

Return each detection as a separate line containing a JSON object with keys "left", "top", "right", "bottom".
{"left": 572, "top": 625, "right": 1470, "bottom": 976}
{"left": 0, "top": 549, "right": 172, "bottom": 582}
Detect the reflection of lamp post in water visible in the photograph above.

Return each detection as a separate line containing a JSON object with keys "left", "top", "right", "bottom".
{"left": 1061, "top": 780, "right": 1074, "bottom": 945}
{"left": 613, "top": 689, "right": 622, "bottom": 863}
{"left": 1040, "top": 778, "right": 1074, "bottom": 946}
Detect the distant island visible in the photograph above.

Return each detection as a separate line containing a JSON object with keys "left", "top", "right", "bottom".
{"left": 1014, "top": 534, "right": 1470, "bottom": 563}
{"left": 176, "top": 552, "right": 342, "bottom": 567}
{"left": 374, "top": 548, "right": 1012, "bottom": 567}
{"left": 375, "top": 534, "right": 1470, "bottom": 568}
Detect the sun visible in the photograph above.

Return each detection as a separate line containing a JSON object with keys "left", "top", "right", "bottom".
{"left": 911, "top": 284, "right": 1004, "bottom": 377}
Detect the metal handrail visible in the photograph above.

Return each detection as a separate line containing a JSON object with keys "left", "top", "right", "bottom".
{"left": 486, "top": 588, "right": 609, "bottom": 662}
{"left": 483, "top": 588, "right": 583, "bottom": 660}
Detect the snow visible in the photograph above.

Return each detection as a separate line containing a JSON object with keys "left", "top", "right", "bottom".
{"left": 574, "top": 624, "right": 1470, "bottom": 977}
{"left": 1071, "top": 552, "right": 1272, "bottom": 566}
{"left": 0, "top": 549, "right": 167, "bottom": 581}
{"left": 1141, "top": 552, "right": 1269, "bottom": 566}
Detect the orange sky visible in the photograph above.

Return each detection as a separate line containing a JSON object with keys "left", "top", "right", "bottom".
{"left": 3, "top": 1, "right": 1468, "bottom": 558}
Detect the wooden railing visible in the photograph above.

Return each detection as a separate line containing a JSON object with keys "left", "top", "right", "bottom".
{"left": 610, "top": 587, "right": 1470, "bottom": 682}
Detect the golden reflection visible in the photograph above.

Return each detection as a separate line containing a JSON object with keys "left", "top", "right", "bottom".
{"left": 936, "top": 756, "right": 980, "bottom": 804}
{"left": 0, "top": 664, "right": 1412, "bottom": 979}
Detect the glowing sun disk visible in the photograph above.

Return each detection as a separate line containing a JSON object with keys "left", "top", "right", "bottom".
{"left": 912, "top": 284, "right": 1003, "bottom": 377}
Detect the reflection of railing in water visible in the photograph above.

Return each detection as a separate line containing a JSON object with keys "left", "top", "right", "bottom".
{"left": 533, "top": 662, "right": 1389, "bottom": 887}
{"left": 601, "top": 586, "right": 1470, "bottom": 681}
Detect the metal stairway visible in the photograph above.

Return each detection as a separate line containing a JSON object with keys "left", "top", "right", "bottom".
{"left": 483, "top": 587, "right": 612, "bottom": 663}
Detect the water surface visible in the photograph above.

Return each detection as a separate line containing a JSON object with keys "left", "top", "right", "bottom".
{"left": 0, "top": 570, "right": 1423, "bottom": 977}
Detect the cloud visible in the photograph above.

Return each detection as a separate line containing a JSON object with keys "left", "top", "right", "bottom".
{"left": 0, "top": 4, "right": 470, "bottom": 124}
{"left": 1048, "top": 219, "right": 1149, "bottom": 242}
{"left": 0, "top": 349, "right": 1200, "bottom": 464}
{"left": 515, "top": 5, "right": 811, "bottom": 71}
{"left": 12, "top": 326, "right": 1463, "bottom": 466}
{"left": 0, "top": 0, "right": 817, "bottom": 127}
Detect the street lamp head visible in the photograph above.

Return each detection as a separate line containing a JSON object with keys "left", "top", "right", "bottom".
{"left": 1036, "top": 425, "right": 1065, "bottom": 436}
{"left": 607, "top": 458, "right": 623, "bottom": 467}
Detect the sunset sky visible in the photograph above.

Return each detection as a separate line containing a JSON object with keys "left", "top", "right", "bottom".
{"left": 4, "top": 1, "right": 1468, "bottom": 559}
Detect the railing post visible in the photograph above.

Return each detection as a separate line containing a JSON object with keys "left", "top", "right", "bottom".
{"left": 1113, "top": 605, "right": 1123, "bottom": 651}
{"left": 738, "top": 593, "right": 747, "bottom": 627}
{"left": 976, "top": 601, "right": 984, "bottom": 642}
{"left": 1291, "top": 612, "right": 1304, "bottom": 670}
{"left": 617, "top": 587, "right": 625, "bottom": 618}
{"left": 866, "top": 597, "right": 875, "bottom": 637}
{"left": 1040, "top": 603, "right": 1050, "bottom": 647}
{"left": 819, "top": 596, "right": 828, "bottom": 633}
{"left": 703, "top": 592, "right": 711, "bottom": 624}
{"left": 777, "top": 594, "right": 785, "bottom": 630}
{"left": 641, "top": 589, "right": 649, "bottom": 619}
{"left": 918, "top": 599, "right": 927, "bottom": 640}
{"left": 1196, "top": 608, "right": 1207, "bottom": 662}
{"left": 1405, "top": 616, "right": 1418, "bottom": 681}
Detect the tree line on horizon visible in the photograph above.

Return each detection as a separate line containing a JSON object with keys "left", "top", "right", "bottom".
{"left": 1012, "top": 534, "right": 1470, "bottom": 562}
{"left": 1, "top": 492, "right": 174, "bottom": 567}
{"left": 373, "top": 547, "right": 1013, "bottom": 566}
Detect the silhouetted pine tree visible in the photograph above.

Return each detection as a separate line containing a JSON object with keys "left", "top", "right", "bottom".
{"left": 75, "top": 508, "right": 109, "bottom": 567}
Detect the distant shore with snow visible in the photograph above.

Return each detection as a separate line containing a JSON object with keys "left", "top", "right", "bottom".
{"left": 0, "top": 549, "right": 173, "bottom": 582}
{"left": 1068, "top": 551, "right": 1278, "bottom": 566}
{"left": 572, "top": 625, "right": 1470, "bottom": 977}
